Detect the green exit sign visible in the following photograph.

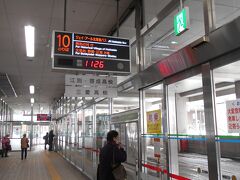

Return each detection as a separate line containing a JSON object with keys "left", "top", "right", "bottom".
{"left": 174, "top": 7, "right": 190, "bottom": 36}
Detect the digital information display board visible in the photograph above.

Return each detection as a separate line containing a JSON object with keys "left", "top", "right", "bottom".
{"left": 37, "top": 114, "right": 51, "bottom": 121}
{"left": 52, "top": 30, "right": 131, "bottom": 75}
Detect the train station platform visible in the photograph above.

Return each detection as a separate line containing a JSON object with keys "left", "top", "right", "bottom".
{"left": 0, "top": 146, "right": 90, "bottom": 180}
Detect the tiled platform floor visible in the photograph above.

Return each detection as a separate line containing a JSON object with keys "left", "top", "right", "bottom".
{"left": 0, "top": 146, "right": 89, "bottom": 180}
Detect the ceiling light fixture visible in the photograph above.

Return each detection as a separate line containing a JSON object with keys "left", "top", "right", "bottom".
{"left": 29, "top": 85, "right": 35, "bottom": 94}
{"left": 30, "top": 98, "right": 34, "bottom": 104}
{"left": 171, "top": 41, "right": 178, "bottom": 44}
{"left": 155, "top": 45, "right": 169, "bottom": 49}
{"left": 24, "top": 25, "right": 35, "bottom": 57}
{"left": 162, "top": 54, "right": 170, "bottom": 56}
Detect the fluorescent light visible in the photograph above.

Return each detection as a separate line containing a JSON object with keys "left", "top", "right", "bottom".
{"left": 155, "top": 45, "right": 169, "bottom": 49}
{"left": 171, "top": 41, "right": 178, "bottom": 44}
{"left": 30, "top": 98, "right": 34, "bottom": 104}
{"left": 24, "top": 25, "right": 35, "bottom": 57}
{"left": 162, "top": 54, "right": 170, "bottom": 56}
{"left": 40, "top": 107, "right": 43, "bottom": 111}
{"left": 29, "top": 85, "right": 35, "bottom": 94}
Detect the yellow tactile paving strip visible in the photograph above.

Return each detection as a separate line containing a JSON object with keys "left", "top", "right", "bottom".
{"left": 43, "top": 152, "right": 61, "bottom": 180}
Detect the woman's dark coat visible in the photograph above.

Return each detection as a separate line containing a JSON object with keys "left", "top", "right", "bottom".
{"left": 98, "top": 142, "right": 127, "bottom": 180}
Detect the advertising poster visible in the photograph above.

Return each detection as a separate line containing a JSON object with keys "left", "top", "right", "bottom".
{"left": 226, "top": 99, "right": 240, "bottom": 133}
{"left": 147, "top": 110, "right": 161, "bottom": 134}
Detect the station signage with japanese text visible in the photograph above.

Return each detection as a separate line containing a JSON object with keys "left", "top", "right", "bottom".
{"left": 65, "top": 74, "right": 117, "bottom": 98}
{"left": 226, "top": 99, "right": 240, "bottom": 133}
{"left": 52, "top": 31, "right": 130, "bottom": 75}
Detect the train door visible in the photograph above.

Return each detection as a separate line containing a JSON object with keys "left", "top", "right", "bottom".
{"left": 111, "top": 109, "right": 139, "bottom": 180}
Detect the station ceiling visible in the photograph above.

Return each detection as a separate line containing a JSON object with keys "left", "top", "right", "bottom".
{"left": 0, "top": 0, "right": 133, "bottom": 114}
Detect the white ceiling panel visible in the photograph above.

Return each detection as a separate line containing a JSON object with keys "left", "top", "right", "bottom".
{"left": 88, "top": 23, "right": 112, "bottom": 35}
{"left": 4, "top": 0, "right": 55, "bottom": 18}
{"left": 186, "top": 0, "right": 204, "bottom": 21}
{"left": 67, "top": 1, "right": 103, "bottom": 21}
{"left": 119, "top": 27, "right": 136, "bottom": 39}
{"left": 143, "top": 0, "right": 170, "bottom": 24}
{"left": 103, "top": 0, "right": 131, "bottom": 7}
{"left": 215, "top": 4, "right": 239, "bottom": 22}
{"left": 215, "top": 0, "right": 240, "bottom": 8}
{"left": 92, "top": 5, "right": 117, "bottom": 28}
{"left": 66, "top": 20, "right": 91, "bottom": 33}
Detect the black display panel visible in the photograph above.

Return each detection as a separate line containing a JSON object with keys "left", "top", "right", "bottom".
{"left": 37, "top": 114, "right": 51, "bottom": 121}
{"left": 54, "top": 56, "right": 130, "bottom": 73}
{"left": 52, "top": 30, "right": 130, "bottom": 75}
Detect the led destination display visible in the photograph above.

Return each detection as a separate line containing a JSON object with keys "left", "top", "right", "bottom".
{"left": 37, "top": 114, "right": 51, "bottom": 121}
{"left": 52, "top": 31, "right": 130, "bottom": 74}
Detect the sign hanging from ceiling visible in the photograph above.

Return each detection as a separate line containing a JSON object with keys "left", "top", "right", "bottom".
{"left": 51, "top": 30, "right": 131, "bottom": 75}
{"left": 37, "top": 114, "right": 51, "bottom": 121}
{"left": 65, "top": 74, "right": 117, "bottom": 98}
{"left": 174, "top": 7, "right": 190, "bottom": 36}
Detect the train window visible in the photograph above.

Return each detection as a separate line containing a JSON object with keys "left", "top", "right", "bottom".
{"left": 213, "top": 61, "right": 240, "bottom": 178}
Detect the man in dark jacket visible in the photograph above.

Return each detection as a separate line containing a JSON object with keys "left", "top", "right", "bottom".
{"left": 43, "top": 132, "right": 49, "bottom": 150}
{"left": 48, "top": 130, "right": 55, "bottom": 151}
{"left": 98, "top": 130, "right": 127, "bottom": 180}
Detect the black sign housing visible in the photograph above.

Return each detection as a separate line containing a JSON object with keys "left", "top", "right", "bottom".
{"left": 52, "top": 31, "right": 131, "bottom": 75}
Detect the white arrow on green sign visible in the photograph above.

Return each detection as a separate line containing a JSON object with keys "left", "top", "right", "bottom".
{"left": 174, "top": 7, "right": 190, "bottom": 36}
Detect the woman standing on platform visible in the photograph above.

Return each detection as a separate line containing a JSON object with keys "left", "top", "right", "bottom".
{"left": 21, "top": 134, "right": 29, "bottom": 160}
{"left": 98, "top": 130, "right": 127, "bottom": 180}
{"left": 2, "top": 134, "right": 10, "bottom": 157}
